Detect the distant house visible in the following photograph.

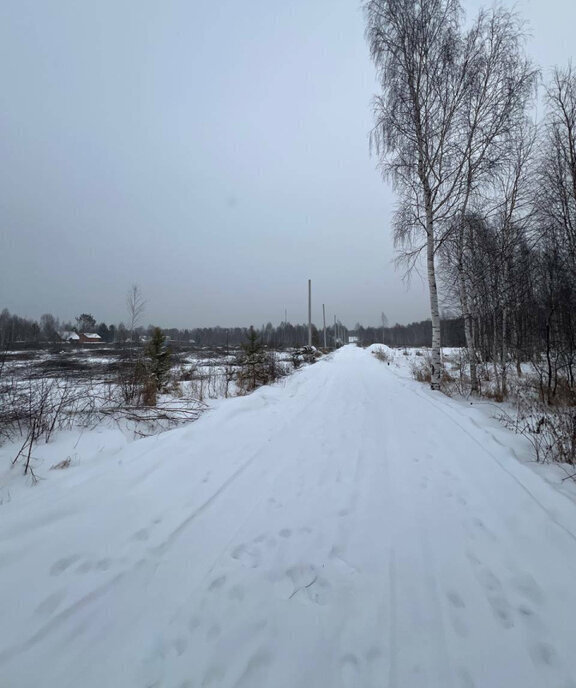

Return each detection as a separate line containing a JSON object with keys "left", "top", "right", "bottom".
{"left": 79, "top": 332, "right": 102, "bottom": 344}
{"left": 60, "top": 331, "right": 80, "bottom": 343}
{"left": 60, "top": 332, "right": 102, "bottom": 344}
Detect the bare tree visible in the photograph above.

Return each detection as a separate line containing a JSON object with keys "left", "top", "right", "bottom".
{"left": 365, "top": 0, "right": 473, "bottom": 389}
{"left": 538, "top": 65, "right": 576, "bottom": 274}
{"left": 127, "top": 284, "right": 146, "bottom": 342}
{"left": 40, "top": 313, "right": 59, "bottom": 342}
{"left": 365, "top": 0, "right": 535, "bottom": 391}
{"left": 451, "top": 9, "right": 536, "bottom": 393}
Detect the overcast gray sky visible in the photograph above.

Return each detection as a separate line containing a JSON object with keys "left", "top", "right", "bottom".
{"left": 1, "top": 0, "right": 575, "bottom": 329}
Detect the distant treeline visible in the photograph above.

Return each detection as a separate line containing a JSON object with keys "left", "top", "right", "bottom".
{"left": 0, "top": 307, "right": 466, "bottom": 350}
{"left": 355, "top": 318, "right": 465, "bottom": 348}
{"left": 0, "top": 309, "right": 350, "bottom": 349}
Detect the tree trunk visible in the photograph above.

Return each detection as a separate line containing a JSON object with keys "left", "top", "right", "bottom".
{"left": 501, "top": 307, "right": 508, "bottom": 398}
{"left": 425, "top": 203, "right": 442, "bottom": 390}
{"left": 546, "top": 315, "right": 553, "bottom": 405}
{"left": 492, "top": 311, "right": 500, "bottom": 392}
{"left": 458, "top": 256, "right": 478, "bottom": 393}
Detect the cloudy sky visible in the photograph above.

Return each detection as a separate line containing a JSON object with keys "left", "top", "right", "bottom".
{"left": 1, "top": 0, "right": 575, "bottom": 329}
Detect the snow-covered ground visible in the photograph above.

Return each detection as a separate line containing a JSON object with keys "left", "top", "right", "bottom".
{"left": 2, "top": 345, "right": 576, "bottom": 687}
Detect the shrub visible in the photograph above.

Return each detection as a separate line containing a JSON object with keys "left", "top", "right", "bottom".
{"left": 236, "top": 327, "right": 287, "bottom": 393}
{"left": 144, "top": 327, "right": 171, "bottom": 395}
{"left": 373, "top": 348, "right": 392, "bottom": 364}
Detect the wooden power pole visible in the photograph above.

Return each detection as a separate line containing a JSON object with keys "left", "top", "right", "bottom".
{"left": 322, "top": 303, "right": 327, "bottom": 349}
{"left": 308, "top": 279, "right": 312, "bottom": 347}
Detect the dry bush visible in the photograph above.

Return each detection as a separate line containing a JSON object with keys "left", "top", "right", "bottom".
{"left": 372, "top": 348, "right": 392, "bottom": 364}
{"left": 50, "top": 457, "right": 72, "bottom": 470}
{"left": 411, "top": 360, "right": 432, "bottom": 383}
{"left": 482, "top": 386, "right": 505, "bottom": 402}
{"left": 5, "top": 377, "right": 101, "bottom": 478}
{"left": 496, "top": 373, "right": 576, "bottom": 466}
{"left": 410, "top": 354, "right": 454, "bottom": 388}
{"left": 142, "top": 380, "right": 157, "bottom": 407}
{"left": 188, "top": 365, "right": 232, "bottom": 401}
{"left": 116, "top": 357, "right": 147, "bottom": 405}
{"left": 290, "top": 346, "right": 321, "bottom": 369}
{"left": 236, "top": 353, "right": 288, "bottom": 395}
{"left": 178, "top": 364, "right": 197, "bottom": 382}
{"left": 501, "top": 398, "right": 576, "bottom": 466}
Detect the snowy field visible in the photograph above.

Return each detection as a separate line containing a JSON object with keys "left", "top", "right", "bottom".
{"left": 2, "top": 345, "right": 576, "bottom": 687}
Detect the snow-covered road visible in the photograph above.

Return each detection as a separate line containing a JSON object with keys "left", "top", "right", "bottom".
{"left": 3, "top": 345, "right": 576, "bottom": 687}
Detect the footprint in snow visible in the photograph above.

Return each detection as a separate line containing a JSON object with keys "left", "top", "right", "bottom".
{"left": 530, "top": 641, "right": 556, "bottom": 667}
{"left": 446, "top": 591, "right": 469, "bottom": 638}
{"left": 172, "top": 637, "right": 187, "bottom": 657}
{"left": 131, "top": 528, "right": 150, "bottom": 542}
{"left": 511, "top": 573, "right": 544, "bottom": 605}
{"left": 208, "top": 575, "right": 226, "bottom": 592}
{"left": 50, "top": 555, "right": 81, "bottom": 576}
{"left": 447, "top": 590, "right": 466, "bottom": 609}
{"left": 75, "top": 560, "right": 93, "bottom": 574}
{"left": 231, "top": 543, "right": 261, "bottom": 569}
{"left": 95, "top": 558, "right": 112, "bottom": 571}
{"left": 468, "top": 555, "right": 514, "bottom": 629}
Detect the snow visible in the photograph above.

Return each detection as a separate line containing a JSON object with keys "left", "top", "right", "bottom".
{"left": 3, "top": 345, "right": 576, "bottom": 687}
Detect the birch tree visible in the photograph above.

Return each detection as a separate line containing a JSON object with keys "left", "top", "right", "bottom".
{"left": 365, "top": 0, "right": 472, "bottom": 389}
{"left": 538, "top": 66, "right": 576, "bottom": 275}
{"left": 451, "top": 9, "right": 536, "bottom": 393}
{"left": 127, "top": 284, "right": 146, "bottom": 343}
{"left": 365, "top": 0, "right": 535, "bottom": 391}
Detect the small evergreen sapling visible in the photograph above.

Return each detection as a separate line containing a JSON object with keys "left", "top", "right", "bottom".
{"left": 237, "top": 326, "right": 285, "bottom": 393}
{"left": 144, "top": 327, "right": 171, "bottom": 404}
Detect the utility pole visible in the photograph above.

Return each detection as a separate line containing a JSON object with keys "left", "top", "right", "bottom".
{"left": 334, "top": 315, "right": 337, "bottom": 347}
{"left": 308, "top": 279, "right": 312, "bottom": 347}
{"left": 322, "top": 303, "right": 327, "bottom": 349}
